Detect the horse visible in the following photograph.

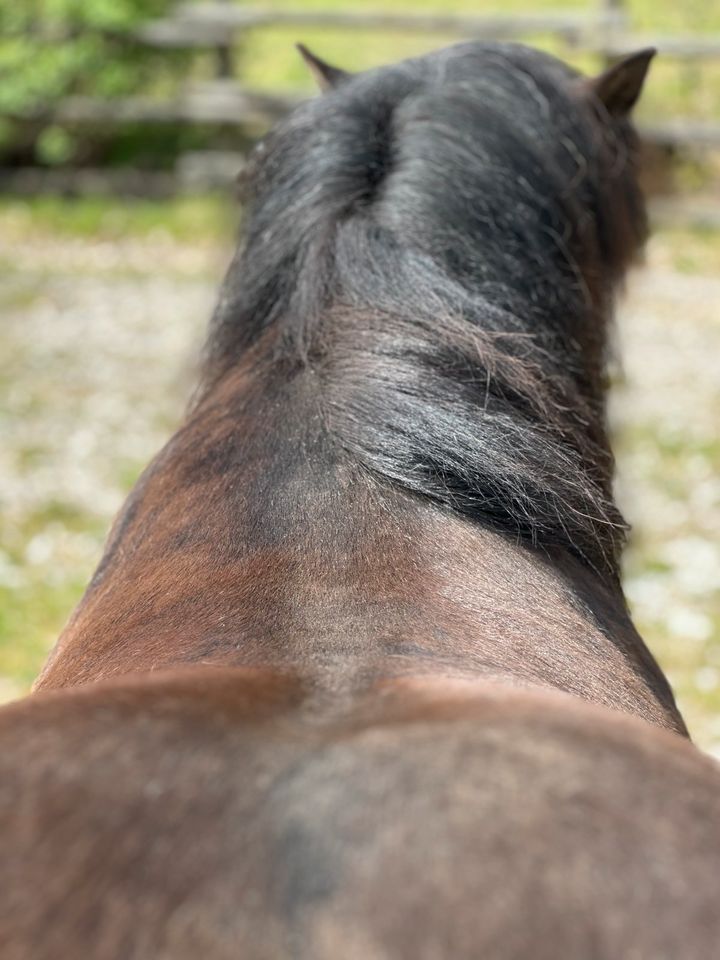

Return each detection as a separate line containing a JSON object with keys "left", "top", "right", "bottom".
{"left": 34, "top": 41, "right": 684, "bottom": 733}
{"left": 3, "top": 40, "right": 720, "bottom": 959}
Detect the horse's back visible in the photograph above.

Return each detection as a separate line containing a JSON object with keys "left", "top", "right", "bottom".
{"left": 1, "top": 667, "right": 718, "bottom": 959}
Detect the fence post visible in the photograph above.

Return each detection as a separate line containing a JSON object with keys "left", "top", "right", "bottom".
{"left": 214, "top": 0, "right": 234, "bottom": 78}
{"left": 598, "top": 0, "right": 626, "bottom": 67}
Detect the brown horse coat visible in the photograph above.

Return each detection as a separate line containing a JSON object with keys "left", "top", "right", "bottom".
{"left": 3, "top": 669, "right": 720, "bottom": 959}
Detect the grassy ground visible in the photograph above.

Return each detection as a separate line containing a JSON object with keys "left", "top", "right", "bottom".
{"left": 610, "top": 256, "right": 720, "bottom": 747}
{"left": 1, "top": 194, "right": 719, "bottom": 750}
{"left": 0, "top": 199, "right": 225, "bottom": 695}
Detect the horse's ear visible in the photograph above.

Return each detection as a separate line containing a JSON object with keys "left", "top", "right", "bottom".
{"left": 588, "top": 48, "right": 656, "bottom": 115}
{"left": 296, "top": 43, "right": 350, "bottom": 92}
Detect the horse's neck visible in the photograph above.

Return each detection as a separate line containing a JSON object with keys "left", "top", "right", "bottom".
{"left": 36, "top": 375, "right": 682, "bottom": 735}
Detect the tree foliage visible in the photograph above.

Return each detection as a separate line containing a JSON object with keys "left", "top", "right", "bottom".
{"left": 0, "top": 0, "right": 189, "bottom": 163}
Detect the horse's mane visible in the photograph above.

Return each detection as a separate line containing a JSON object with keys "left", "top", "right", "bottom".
{"left": 202, "top": 42, "right": 648, "bottom": 576}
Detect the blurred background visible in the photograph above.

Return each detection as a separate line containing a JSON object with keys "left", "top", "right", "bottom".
{"left": 1, "top": 0, "right": 719, "bottom": 746}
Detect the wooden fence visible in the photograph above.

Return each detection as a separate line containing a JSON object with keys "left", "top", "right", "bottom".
{"left": 2, "top": 2, "right": 720, "bottom": 196}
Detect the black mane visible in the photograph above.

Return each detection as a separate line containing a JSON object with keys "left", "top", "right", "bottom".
{"left": 203, "top": 42, "right": 648, "bottom": 576}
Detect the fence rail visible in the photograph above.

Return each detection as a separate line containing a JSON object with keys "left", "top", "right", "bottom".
{"left": 43, "top": 86, "right": 720, "bottom": 153}
{"left": 53, "top": 86, "right": 298, "bottom": 127}
{"left": 3, "top": 3, "right": 719, "bottom": 196}
{"left": 55, "top": 5, "right": 720, "bottom": 146}
{"left": 140, "top": 5, "right": 624, "bottom": 43}
{"left": 587, "top": 35, "right": 720, "bottom": 60}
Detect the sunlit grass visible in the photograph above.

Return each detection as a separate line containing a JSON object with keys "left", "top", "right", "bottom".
{"left": 649, "top": 223, "right": 720, "bottom": 274}
{"left": 0, "top": 194, "right": 235, "bottom": 244}
{"left": 619, "top": 425, "right": 720, "bottom": 742}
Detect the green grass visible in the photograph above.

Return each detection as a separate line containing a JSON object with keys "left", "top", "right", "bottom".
{"left": 0, "top": 581, "right": 87, "bottom": 689}
{"left": 619, "top": 426, "right": 720, "bottom": 736}
{"left": 0, "top": 492, "right": 110, "bottom": 690}
{"left": 0, "top": 452, "right": 152, "bottom": 694}
{"left": 652, "top": 224, "right": 720, "bottom": 275}
{"left": 0, "top": 194, "right": 235, "bottom": 244}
